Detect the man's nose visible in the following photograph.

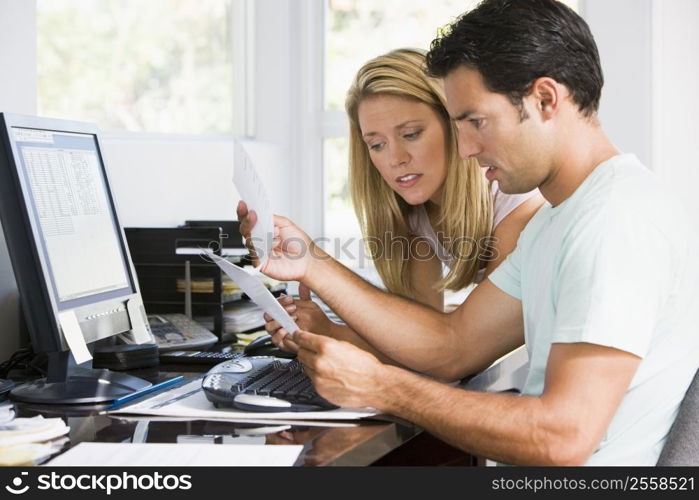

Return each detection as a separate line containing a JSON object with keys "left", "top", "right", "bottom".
{"left": 457, "top": 129, "right": 482, "bottom": 159}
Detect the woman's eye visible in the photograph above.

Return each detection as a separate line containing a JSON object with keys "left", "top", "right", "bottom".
{"left": 368, "top": 142, "right": 384, "bottom": 152}
{"left": 403, "top": 130, "right": 422, "bottom": 140}
{"left": 469, "top": 119, "right": 483, "bottom": 129}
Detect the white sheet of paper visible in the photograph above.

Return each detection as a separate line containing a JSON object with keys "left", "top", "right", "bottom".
{"left": 207, "top": 252, "right": 298, "bottom": 334}
{"left": 126, "top": 297, "right": 152, "bottom": 344}
{"left": 233, "top": 140, "right": 274, "bottom": 265}
{"left": 110, "top": 377, "right": 378, "bottom": 421}
{"left": 46, "top": 442, "right": 302, "bottom": 466}
{"left": 57, "top": 310, "right": 91, "bottom": 364}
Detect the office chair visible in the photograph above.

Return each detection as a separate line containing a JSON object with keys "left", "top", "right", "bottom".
{"left": 656, "top": 367, "right": 699, "bottom": 465}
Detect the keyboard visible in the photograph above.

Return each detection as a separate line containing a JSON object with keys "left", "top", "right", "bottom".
{"left": 202, "top": 356, "right": 337, "bottom": 412}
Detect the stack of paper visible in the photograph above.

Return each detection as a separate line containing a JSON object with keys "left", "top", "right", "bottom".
{"left": 196, "top": 301, "right": 266, "bottom": 334}
{"left": 0, "top": 415, "right": 70, "bottom": 466}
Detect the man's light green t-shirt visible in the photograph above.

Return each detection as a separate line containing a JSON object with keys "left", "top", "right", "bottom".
{"left": 488, "top": 154, "right": 699, "bottom": 465}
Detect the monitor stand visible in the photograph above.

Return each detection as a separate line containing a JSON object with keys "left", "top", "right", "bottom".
{"left": 9, "top": 350, "right": 151, "bottom": 405}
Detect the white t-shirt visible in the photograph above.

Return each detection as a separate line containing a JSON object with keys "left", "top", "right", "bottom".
{"left": 407, "top": 182, "right": 539, "bottom": 283}
{"left": 489, "top": 154, "right": 699, "bottom": 465}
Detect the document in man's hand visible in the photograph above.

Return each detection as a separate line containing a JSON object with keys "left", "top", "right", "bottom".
{"left": 205, "top": 251, "right": 298, "bottom": 334}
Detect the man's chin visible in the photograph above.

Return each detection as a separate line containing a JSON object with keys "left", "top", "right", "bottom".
{"left": 497, "top": 179, "right": 535, "bottom": 195}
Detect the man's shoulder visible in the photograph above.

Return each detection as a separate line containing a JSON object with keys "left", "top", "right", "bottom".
{"left": 570, "top": 155, "right": 671, "bottom": 223}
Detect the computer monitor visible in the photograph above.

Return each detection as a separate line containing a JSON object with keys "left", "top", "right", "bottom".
{"left": 0, "top": 113, "right": 152, "bottom": 404}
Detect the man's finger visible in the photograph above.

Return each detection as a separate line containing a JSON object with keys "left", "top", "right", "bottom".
{"left": 265, "top": 320, "right": 282, "bottom": 333}
{"left": 271, "top": 329, "right": 289, "bottom": 347}
{"left": 292, "top": 329, "right": 324, "bottom": 352}
{"left": 281, "top": 337, "right": 299, "bottom": 352}
{"left": 299, "top": 283, "right": 312, "bottom": 301}
{"left": 278, "top": 295, "right": 294, "bottom": 306}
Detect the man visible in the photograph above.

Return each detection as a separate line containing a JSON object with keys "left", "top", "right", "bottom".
{"left": 238, "top": 0, "right": 699, "bottom": 465}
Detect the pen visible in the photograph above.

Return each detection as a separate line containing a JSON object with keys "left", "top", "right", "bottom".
{"left": 106, "top": 375, "right": 185, "bottom": 411}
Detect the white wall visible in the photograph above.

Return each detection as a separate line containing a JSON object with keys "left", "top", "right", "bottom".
{"left": 102, "top": 134, "right": 238, "bottom": 227}
{"left": 102, "top": 134, "right": 286, "bottom": 228}
{"left": 585, "top": 0, "right": 699, "bottom": 230}
{"left": 0, "top": 0, "right": 37, "bottom": 360}
{"left": 585, "top": 0, "right": 653, "bottom": 168}
{"left": 654, "top": 0, "right": 699, "bottom": 227}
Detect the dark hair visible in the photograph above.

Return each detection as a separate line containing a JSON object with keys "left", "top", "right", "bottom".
{"left": 426, "top": 0, "right": 603, "bottom": 118}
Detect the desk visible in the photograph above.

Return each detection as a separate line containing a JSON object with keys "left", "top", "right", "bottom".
{"left": 10, "top": 346, "right": 527, "bottom": 466}
{"left": 11, "top": 361, "right": 423, "bottom": 466}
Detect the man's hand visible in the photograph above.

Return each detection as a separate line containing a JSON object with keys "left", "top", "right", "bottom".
{"left": 236, "top": 201, "right": 328, "bottom": 282}
{"left": 265, "top": 285, "right": 334, "bottom": 352}
{"left": 294, "top": 330, "right": 388, "bottom": 409}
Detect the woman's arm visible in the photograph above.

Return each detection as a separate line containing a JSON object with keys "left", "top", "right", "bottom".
{"left": 482, "top": 193, "right": 545, "bottom": 276}
{"left": 406, "top": 237, "right": 445, "bottom": 311}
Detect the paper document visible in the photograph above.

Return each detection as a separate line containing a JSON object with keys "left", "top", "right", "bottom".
{"left": 0, "top": 440, "right": 69, "bottom": 466}
{"left": 46, "top": 442, "right": 302, "bottom": 466}
{"left": 109, "top": 377, "right": 379, "bottom": 421}
{"left": 58, "top": 310, "right": 91, "bottom": 364}
{"left": 207, "top": 252, "right": 298, "bottom": 334}
{"left": 0, "top": 415, "right": 70, "bottom": 447}
{"left": 233, "top": 140, "right": 274, "bottom": 265}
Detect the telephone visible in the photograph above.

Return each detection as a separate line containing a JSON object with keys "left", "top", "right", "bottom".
{"left": 147, "top": 314, "right": 218, "bottom": 352}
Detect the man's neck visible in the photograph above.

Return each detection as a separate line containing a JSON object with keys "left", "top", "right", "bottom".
{"left": 538, "top": 121, "right": 620, "bottom": 207}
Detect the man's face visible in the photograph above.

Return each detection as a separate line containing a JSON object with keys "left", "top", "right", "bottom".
{"left": 443, "top": 65, "right": 551, "bottom": 194}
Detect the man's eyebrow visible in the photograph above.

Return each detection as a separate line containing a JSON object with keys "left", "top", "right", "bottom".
{"left": 451, "top": 110, "right": 475, "bottom": 121}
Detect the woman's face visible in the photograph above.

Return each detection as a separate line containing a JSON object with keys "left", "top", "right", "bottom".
{"left": 357, "top": 94, "right": 449, "bottom": 206}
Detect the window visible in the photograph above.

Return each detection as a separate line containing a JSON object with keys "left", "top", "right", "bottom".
{"left": 37, "top": 0, "right": 237, "bottom": 135}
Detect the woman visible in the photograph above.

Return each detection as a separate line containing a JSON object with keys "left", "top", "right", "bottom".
{"left": 261, "top": 48, "right": 542, "bottom": 358}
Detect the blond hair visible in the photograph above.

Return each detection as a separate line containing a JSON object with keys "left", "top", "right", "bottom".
{"left": 346, "top": 48, "right": 493, "bottom": 298}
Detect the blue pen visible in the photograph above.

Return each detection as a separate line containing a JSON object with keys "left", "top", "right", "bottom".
{"left": 106, "top": 375, "right": 185, "bottom": 410}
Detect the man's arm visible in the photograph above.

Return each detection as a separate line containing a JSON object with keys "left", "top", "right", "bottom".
{"left": 296, "top": 332, "right": 641, "bottom": 465}
{"left": 298, "top": 199, "right": 538, "bottom": 378}
{"left": 237, "top": 205, "right": 524, "bottom": 380}
{"left": 305, "top": 251, "right": 523, "bottom": 380}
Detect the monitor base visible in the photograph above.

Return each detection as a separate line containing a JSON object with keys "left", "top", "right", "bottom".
{"left": 9, "top": 368, "right": 151, "bottom": 404}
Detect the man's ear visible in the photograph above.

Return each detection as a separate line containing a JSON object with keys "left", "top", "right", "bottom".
{"left": 530, "top": 77, "right": 564, "bottom": 119}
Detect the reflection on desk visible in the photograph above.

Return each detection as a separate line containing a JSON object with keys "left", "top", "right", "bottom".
{"left": 12, "top": 407, "right": 419, "bottom": 466}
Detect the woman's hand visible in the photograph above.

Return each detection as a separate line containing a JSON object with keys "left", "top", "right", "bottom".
{"left": 236, "top": 201, "right": 328, "bottom": 282}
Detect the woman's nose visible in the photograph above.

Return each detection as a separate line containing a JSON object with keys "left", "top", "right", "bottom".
{"left": 388, "top": 144, "right": 410, "bottom": 167}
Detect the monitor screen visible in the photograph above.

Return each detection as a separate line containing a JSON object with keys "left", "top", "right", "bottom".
{"left": 11, "top": 126, "right": 133, "bottom": 308}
